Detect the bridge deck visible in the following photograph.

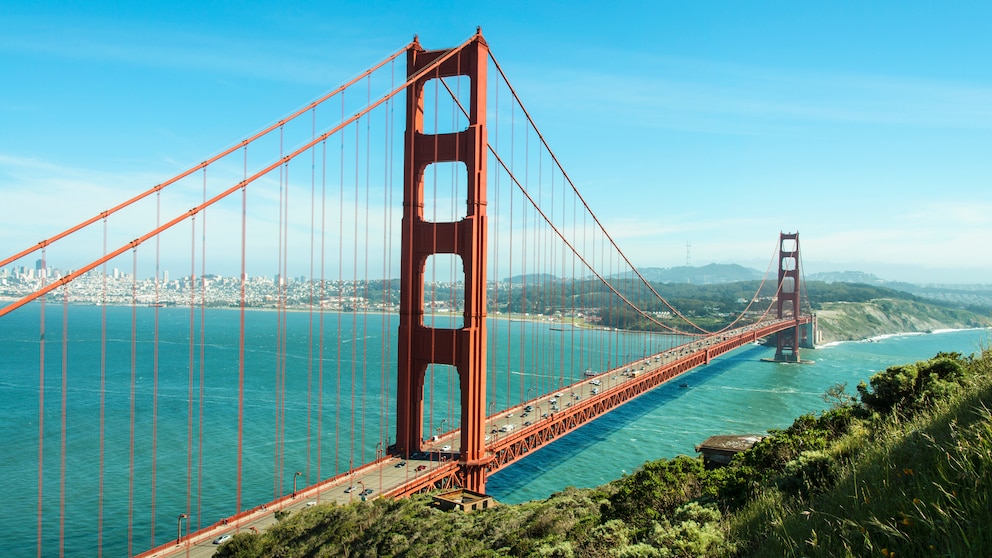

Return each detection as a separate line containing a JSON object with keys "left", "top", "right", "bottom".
{"left": 141, "top": 318, "right": 808, "bottom": 557}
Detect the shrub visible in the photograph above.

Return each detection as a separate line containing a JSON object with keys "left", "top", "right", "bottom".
{"left": 777, "top": 450, "right": 840, "bottom": 497}
{"left": 858, "top": 354, "right": 968, "bottom": 414}
{"left": 645, "top": 502, "right": 733, "bottom": 557}
{"left": 740, "top": 413, "right": 830, "bottom": 472}
{"left": 603, "top": 456, "right": 707, "bottom": 527}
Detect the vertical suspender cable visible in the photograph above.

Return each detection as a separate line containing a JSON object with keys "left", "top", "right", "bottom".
{"left": 379, "top": 58, "right": 392, "bottom": 459}
{"left": 236, "top": 144, "right": 248, "bottom": 516}
{"left": 127, "top": 249, "right": 137, "bottom": 558}
{"left": 275, "top": 126, "right": 289, "bottom": 498}
{"left": 317, "top": 137, "right": 327, "bottom": 493}
{"left": 150, "top": 192, "right": 161, "bottom": 547}
{"left": 335, "top": 91, "right": 344, "bottom": 477}
{"left": 274, "top": 136, "right": 284, "bottom": 498}
{"left": 281, "top": 157, "right": 290, "bottom": 496}
{"left": 505, "top": 92, "right": 514, "bottom": 413}
{"left": 59, "top": 284, "right": 68, "bottom": 557}
{"left": 306, "top": 106, "right": 317, "bottom": 486}
{"left": 488, "top": 70, "right": 499, "bottom": 418}
{"left": 335, "top": 102, "right": 343, "bottom": 478}
{"left": 187, "top": 215, "right": 196, "bottom": 534}
{"left": 519, "top": 121, "right": 527, "bottom": 406}
{"left": 362, "top": 73, "right": 372, "bottom": 473}
{"left": 37, "top": 248, "right": 45, "bottom": 558}
{"left": 449, "top": 70, "right": 459, "bottom": 441}
{"left": 520, "top": 102, "right": 530, "bottom": 406}
{"left": 378, "top": 58, "right": 395, "bottom": 480}
{"left": 197, "top": 167, "right": 208, "bottom": 528}
{"left": 351, "top": 111, "right": 360, "bottom": 473}
{"left": 98, "top": 218, "right": 107, "bottom": 557}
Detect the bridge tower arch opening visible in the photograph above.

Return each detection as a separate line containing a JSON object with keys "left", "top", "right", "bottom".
{"left": 396, "top": 31, "right": 490, "bottom": 493}
{"left": 774, "top": 232, "right": 804, "bottom": 362}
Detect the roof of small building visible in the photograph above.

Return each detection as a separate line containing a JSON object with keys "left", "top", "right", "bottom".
{"left": 695, "top": 434, "right": 765, "bottom": 453}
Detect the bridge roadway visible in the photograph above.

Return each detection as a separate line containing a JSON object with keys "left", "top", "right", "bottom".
{"left": 141, "top": 317, "right": 807, "bottom": 557}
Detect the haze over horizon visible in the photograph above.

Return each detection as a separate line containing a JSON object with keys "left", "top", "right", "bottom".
{"left": 2, "top": 2, "right": 990, "bottom": 284}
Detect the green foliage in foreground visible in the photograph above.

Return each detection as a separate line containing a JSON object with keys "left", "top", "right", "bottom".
{"left": 216, "top": 347, "right": 992, "bottom": 558}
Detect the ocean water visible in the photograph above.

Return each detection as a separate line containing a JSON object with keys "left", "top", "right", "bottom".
{"left": 486, "top": 328, "right": 992, "bottom": 502}
{"left": 0, "top": 302, "right": 988, "bottom": 556}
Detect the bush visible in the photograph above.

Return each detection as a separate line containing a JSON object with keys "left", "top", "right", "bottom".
{"left": 646, "top": 502, "right": 733, "bottom": 557}
{"left": 777, "top": 450, "right": 840, "bottom": 497}
{"left": 603, "top": 456, "right": 707, "bottom": 528}
{"left": 858, "top": 354, "right": 968, "bottom": 414}
{"left": 740, "top": 413, "right": 830, "bottom": 472}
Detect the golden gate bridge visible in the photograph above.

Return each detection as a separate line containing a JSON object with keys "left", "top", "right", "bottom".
{"left": 0, "top": 30, "right": 813, "bottom": 557}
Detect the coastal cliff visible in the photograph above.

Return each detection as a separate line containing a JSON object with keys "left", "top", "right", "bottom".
{"left": 814, "top": 298, "right": 990, "bottom": 344}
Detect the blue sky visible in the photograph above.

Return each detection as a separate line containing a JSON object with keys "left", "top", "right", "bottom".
{"left": 2, "top": 1, "right": 990, "bottom": 283}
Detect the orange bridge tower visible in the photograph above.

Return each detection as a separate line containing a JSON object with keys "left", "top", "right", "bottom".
{"left": 395, "top": 31, "right": 490, "bottom": 493}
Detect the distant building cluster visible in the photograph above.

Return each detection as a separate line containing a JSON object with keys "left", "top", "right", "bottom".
{"left": 0, "top": 263, "right": 405, "bottom": 311}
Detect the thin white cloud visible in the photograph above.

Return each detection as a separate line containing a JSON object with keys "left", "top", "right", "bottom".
{"left": 518, "top": 56, "right": 992, "bottom": 136}
{"left": 0, "top": 16, "right": 388, "bottom": 87}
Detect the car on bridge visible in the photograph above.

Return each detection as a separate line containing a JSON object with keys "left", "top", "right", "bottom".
{"left": 415, "top": 464, "right": 427, "bottom": 472}
{"left": 213, "top": 535, "right": 232, "bottom": 545}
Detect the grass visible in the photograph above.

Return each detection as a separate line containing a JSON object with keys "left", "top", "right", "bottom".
{"left": 733, "top": 350, "right": 992, "bottom": 557}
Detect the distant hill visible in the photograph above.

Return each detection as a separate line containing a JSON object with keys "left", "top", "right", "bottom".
{"left": 625, "top": 263, "right": 764, "bottom": 285}
{"left": 503, "top": 273, "right": 557, "bottom": 285}
{"left": 807, "top": 270, "right": 886, "bottom": 284}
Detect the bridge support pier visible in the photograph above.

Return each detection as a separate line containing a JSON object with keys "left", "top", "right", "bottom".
{"left": 396, "top": 31, "right": 491, "bottom": 494}
{"left": 773, "top": 232, "right": 804, "bottom": 363}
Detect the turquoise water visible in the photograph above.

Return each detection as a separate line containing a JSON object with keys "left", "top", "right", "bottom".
{"left": 486, "top": 329, "right": 992, "bottom": 502}
{"left": 1, "top": 302, "right": 988, "bottom": 556}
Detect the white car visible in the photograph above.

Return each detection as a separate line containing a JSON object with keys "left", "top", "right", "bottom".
{"left": 212, "top": 534, "right": 232, "bottom": 545}
{"left": 441, "top": 445, "right": 452, "bottom": 451}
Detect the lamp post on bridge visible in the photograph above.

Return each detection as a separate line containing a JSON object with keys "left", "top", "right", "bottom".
{"left": 293, "top": 471, "right": 302, "bottom": 498}
{"left": 487, "top": 401, "right": 496, "bottom": 434}
{"left": 176, "top": 513, "right": 188, "bottom": 546}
